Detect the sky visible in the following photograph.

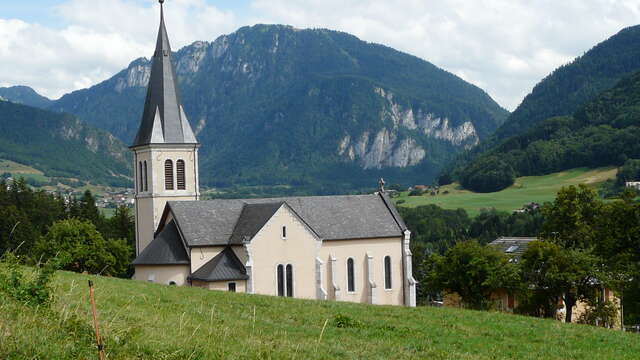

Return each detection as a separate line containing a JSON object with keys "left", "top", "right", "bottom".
{"left": 0, "top": 0, "right": 639, "bottom": 110}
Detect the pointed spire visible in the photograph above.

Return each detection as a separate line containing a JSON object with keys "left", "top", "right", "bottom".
{"left": 132, "top": 0, "right": 198, "bottom": 147}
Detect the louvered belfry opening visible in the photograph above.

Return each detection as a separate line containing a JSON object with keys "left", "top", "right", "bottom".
{"left": 165, "top": 159, "right": 174, "bottom": 190}
{"left": 176, "top": 160, "right": 186, "bottom": 190}
{"left": 138, "top": 162, "right": 143, "bottom": 192}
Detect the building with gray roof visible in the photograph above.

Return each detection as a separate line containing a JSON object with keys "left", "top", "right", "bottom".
{"left": 130, "top": 1, "right": 415, "bottom": 307}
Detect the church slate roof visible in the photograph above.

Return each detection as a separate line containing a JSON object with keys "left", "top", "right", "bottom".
{"left": 228, "top": 202, "right": 285, "bottom": 244}
{"left": 189, "top": 247, "right": 249, "bottom": 282}
{"left": 131, "top": 2, "right": 197, "bottom": 147}
{"left": 166, "top": 193, "right": 406, "bottom": 247}
{"left": 132, "top": 220, "right": 189, "bottom": 265}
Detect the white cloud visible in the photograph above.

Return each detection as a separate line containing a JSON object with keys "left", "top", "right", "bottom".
{"left": 249, "top": 0, "right": 640, "bottom": 110}
{"left": 0, "top": 0, "right": 638, "bottom": 109}
{"left": 0, "top": 0, "right": 238, "bottom": 99}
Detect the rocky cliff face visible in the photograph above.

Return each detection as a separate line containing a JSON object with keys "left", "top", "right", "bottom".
{"left": 50, "top": 24, "right": 508, "bottom": 188}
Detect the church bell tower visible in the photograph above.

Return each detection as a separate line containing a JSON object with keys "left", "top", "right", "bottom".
{"left": 131, "top": 0, "right": 199, "bottom": 255}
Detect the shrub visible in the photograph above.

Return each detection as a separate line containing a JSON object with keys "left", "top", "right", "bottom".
{"left": 333, "top": 314, "right": 363, "bottom": 328}
{"left": 34, "top": 219, "right": 131, "bottom": 277}
{"left": 0, "top": 252, "right": 60, "bottom": 307}
{"left": 408, "top": 189, "right": 423, "bottom": 196}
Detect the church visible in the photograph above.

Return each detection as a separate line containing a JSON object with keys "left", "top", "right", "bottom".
{"left": 131, "top": 1, "right": 416, "bottom": 307}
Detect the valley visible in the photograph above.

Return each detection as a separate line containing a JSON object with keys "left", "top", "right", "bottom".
{"left": 395, "top": 167, "right": 616, "bottom": 217}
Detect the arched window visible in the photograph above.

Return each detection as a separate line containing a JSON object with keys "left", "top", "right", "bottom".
{"left": 176, "top": 159, "right": 186, "bottom": 190}
{"left": 286, "top": 264, "right": 293, "bottom": 297}
{"left": 143, "top": 161, "right": 148, "bottom": 192}
{"left": 347, "top": 258, "right": 355, "bottom": 292}
{"left": 277, "top": 264, "right": 284, "bottom": 296}
{"left": 138, "top": 161, "right": 143, "bottom": 192}
{"left": 384, "top": 256, "right": 392, "bottom": 290}
{"left": 164, "top": 159, "right": 174, "bottom": 190}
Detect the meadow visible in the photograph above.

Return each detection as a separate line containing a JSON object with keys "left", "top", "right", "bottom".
{"left": 1, "top": 270, "right": 639, "bottom": 359}
{"left": 394, "top": 167, "right": 616, "bottom": 217}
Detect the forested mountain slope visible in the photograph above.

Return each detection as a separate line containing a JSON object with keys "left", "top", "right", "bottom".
{"left": 0, "top": 100, "right": 130, "bottom": 186}
{"left": 49, "top": 24, "right": 508, "bottom": 189}
{"left": 494, "top": 24, "right": 640, "bottom": 140}
{"left": 457, "top": 70, "right": 640, "bottom": 192}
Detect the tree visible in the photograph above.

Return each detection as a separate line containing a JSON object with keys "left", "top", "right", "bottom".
{"left": 459, "top": 156, "right": 516, "bottom": 193}
{"left": 616, "top": 159, "right": 640, "bottom": 186}
{"left": 425, "top": 240, "right": 520, "bottom": 309}
{"left": 106, "top": 206, "right": 135, "bottom": 249}
{"left": 34, "top": 219, "right": 131, "bottom": 277}
{"left": 594, "top": 190, "right": 640, "bottom": 325}
{"left": 541, "top": 185, "right": 601, "bottom": 249}
{"left": 520, "top": 241, "right": 600, "bottom": 323}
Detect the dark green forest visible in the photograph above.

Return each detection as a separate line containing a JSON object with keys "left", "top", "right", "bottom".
{"left": 454, "top": 70, "right": 640, "bottom": 192}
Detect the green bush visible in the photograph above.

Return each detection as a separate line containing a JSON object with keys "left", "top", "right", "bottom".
{"left": 33, "top": 218, "right": 131, "bottom": 277}
{"left": 333, "top": 314, "right": 363, "bottom": 328}
{"left": 0, "top": 252, "right": 60, "bottom": 307}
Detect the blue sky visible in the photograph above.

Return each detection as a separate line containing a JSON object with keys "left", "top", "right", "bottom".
{"left": 1, "top": 0, "right": 638, "bottom": 110}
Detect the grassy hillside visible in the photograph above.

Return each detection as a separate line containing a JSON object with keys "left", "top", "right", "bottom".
{"left": 396, "top": 167, "right": 615, "bottom": 217}
{"left": 2, "top": 269, "right": 639, "bottom": 359}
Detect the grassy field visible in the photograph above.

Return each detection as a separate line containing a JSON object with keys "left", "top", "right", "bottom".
{"left": 0, "top": 159, "right": 49, "bottom": 183}
{"left": 2, "top": 270, "right": 639, "bottom": 359}
{"left": 395, "top": 167, "right": 617, "bottom": 217}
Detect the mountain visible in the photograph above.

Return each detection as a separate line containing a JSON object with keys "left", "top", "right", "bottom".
{"left": 493, "top": 25, "right": 640, "bottom": 140}
{"left": 457, "top": 69, "right": 640, "bottom": 192}
{"left": 0, "top": 101, "right": 131, "bottom": 186}
{"left": 49, "top": 24, "right": 508, "bottom": 190}
{"left": 0, "top": 86, "right": 52, "bottom": 109}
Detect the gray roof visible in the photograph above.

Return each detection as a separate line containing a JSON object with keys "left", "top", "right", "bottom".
{"left": 132, "top": 220, "right": 189, "bottom": 265}
{"left": 167, "top": 193, "right": 405, "bottom": 247}
{"left": 489, "top": 237, "right": 538, "bottom": 260}
{"left": 189, "top": 247, "right": 248, "bottom": 282}
{"left": 131, "top": 2, "right": 197, "bottom": 147}
{"left": 229, "top": 202, "right": 284, "bottom": 244}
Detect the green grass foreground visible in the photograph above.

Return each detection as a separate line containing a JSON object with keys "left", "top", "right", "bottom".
{"left": 2, "top": 270, "right": 639, "bottom": 359}
{"left": 395, "top": 167, "right": 616, "bottom": 217}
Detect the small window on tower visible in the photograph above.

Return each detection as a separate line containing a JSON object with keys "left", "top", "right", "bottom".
{"left": 282, "top": 226, "right": 287, "bottom": 239}
{"left": 176, "top": 160, "right": 186, "bottom": 190}
{"left": 165, "top": 160, "right": 174, "bottom": 190}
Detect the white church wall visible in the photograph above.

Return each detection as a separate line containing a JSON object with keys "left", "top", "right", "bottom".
{"left": 319, "top": 237, "right": 404, "bottom": 306}
{"left": 190, "top": 246, "right": 225, "bottom": 273}
{"left": 249, "top": 205, "right": 319, "bottom": 299}
{"left": 133, "top": 265, "right": 190, "bottom": 286}
{"left": 193, "top": 280, "right": 247, "bottom": 292}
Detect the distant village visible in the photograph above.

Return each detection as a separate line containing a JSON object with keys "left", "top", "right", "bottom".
{"left": 2, "top": 175, "right": 134, "bottom": 210}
